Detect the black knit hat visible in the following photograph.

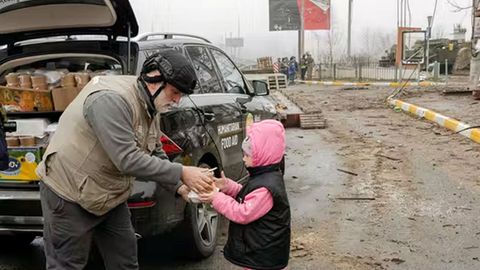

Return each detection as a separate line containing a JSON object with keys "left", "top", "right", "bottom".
{"left": 141, "top": 50, "right": 197, "bottom": 94}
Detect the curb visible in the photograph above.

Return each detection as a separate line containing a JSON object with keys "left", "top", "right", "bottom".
{"left": 296, "top": 80, "right": 446, "bottom": 87}
{"left": 387, "top": 98, "right": 480, "bottom": 144}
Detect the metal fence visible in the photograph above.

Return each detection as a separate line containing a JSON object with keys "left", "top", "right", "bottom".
{"left": 312, "top": 62, "right": 422, "bottom": 81}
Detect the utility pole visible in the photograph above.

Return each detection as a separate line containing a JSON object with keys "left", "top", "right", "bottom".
{"left": 347, "top": 0, "right": 353, "bottom": 58}
{"left": 426, "top": 15, "right": 432, "bottom": 75}
{"left": 298, "top": 0, "right": 305, "bottom": 61}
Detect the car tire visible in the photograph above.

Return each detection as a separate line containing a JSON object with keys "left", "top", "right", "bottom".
{"left": 183, "top": 202, "right": 219, "bottom": 259}
{"left": 182, "top": 162, "right": 219, "bottom": 259}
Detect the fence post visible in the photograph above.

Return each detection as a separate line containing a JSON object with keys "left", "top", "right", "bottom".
{"left": 359, "top": 63, "right": 362, "bottom": 81}
{"left": 333, "top": 63, "right": 337, "bottom": 81}
{"left": 394, "top": 65, "right": 398, "bottom": 81}
{"left": 318, "top": 63, "right": 322, "bottom": 81}
{"left": 354, "top": 63, "right": 358, "bottom": 81}
{"left": 433, "top": 61, "right": 439, "bottom": 81}
{"left": 417, "top": 62, "right": 421, "bottom": 82}
{"left": 445, "top": 59, "right": 448, "bottom": 81}
{"left": 400, "top": 63, "right": 403, "bottom": 81}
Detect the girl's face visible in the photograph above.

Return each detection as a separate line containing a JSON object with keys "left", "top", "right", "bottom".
{"left": 243, "top": 154, "right": 253, "bottom": 167}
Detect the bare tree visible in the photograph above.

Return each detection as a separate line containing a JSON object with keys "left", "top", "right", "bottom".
{"left": 378, "top": 32, "right": 395, "bottom": 54}
{"left": 357, "top": 28, "right": 395, "bottom": 62}
{"left": 312, "top": 22, "right": 345, "bottom": 65}
{"left": 433, "top": 24, "right": 447, "bottom": 39}
{"left": 446, "top": 0, "right": 472, "bottom": 12}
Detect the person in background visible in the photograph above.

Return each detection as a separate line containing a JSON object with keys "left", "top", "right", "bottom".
{"left": 288, "top": 56, "right": 298, "bottom": 85}
{"left": 199, "top": 120, "right": 290, "bottom": 270}
{"left": 37, "top": 50, "right": 213, "bottom": 270}
{"left": 305, "top": 52, "right": 315, "bottom": 80}
{"left": 280, "top": 57, "right": 289, "bottom": 78}
{"left": 300, "top": 54, "right": 307, "bottom": 81}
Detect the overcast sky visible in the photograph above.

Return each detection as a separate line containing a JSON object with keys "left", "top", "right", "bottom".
{"left": 129, "top": 0, "right": 472, "bottom": 60}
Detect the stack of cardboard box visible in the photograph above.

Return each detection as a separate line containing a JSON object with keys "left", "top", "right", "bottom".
{"left": 1, "top": 72, "right": 91, "bottom": 112}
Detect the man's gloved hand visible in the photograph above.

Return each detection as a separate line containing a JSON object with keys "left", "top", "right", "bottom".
{"left": 181, "top": 166, "right": 214, "bottom": 194}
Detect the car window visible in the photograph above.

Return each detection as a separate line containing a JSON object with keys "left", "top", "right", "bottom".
{"left": 210, "top": 49, "right": 246, "bottom": 94}
{"left": 135, "top": 51, "right": 147, "bottom": 75}
{"left": 137, "top": 47, "right": 175, "bottom": 76}
{"left": 185, "top": 46, "right": 222, "bottom": 94}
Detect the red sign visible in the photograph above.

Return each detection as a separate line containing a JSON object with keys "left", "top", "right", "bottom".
{"left": 297, "top": 0, "right": 330, "bottom": 30}
{"left": 269, "top": 0, "right": 330, "bottom": 31}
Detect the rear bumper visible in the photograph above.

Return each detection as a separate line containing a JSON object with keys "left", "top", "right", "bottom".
{"left": 0, "top": 183, "right": 185, "bottom": 237}
{"left": 0, "top": 190, "right": 43, "bottom": 234}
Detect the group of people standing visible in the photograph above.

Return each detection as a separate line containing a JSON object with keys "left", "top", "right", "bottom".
{"left": 274, "top": 53, "right": 315, "bottom": 85}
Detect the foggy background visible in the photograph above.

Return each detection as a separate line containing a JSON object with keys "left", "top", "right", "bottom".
{"left": 129, "top": 0, "right": 472, "bottom": 63}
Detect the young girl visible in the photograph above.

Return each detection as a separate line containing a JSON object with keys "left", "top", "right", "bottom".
{"left": 199, "top": 119, "right": 290, "bottom": 270}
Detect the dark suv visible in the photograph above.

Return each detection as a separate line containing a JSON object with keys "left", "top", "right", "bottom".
{"left": 0, "top": 0, "right": 278, "bottom": 258}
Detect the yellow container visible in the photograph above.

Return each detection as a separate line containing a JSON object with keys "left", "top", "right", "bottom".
{"left": 0, "top": 147, "right": 44, "bottom": 182}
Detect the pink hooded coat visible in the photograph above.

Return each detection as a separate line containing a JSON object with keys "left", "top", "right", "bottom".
{"left": 212, "top": 119, "right": 285, "bottom": 224}
{"left": 246, "top": 119, "right": 286, "bottom": 167}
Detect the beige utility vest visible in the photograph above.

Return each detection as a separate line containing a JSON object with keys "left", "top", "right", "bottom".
{"left": 37, "top": 76, "right": 160, "bottom": 216}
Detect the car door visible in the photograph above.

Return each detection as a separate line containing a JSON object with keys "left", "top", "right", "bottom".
{"left": 209, "top": 48, "right": 277, "bottom": 124}
{"left": 207, "top": 47, "right": 272, "bottom": 179}
{"left": 184, "top": 45, "right": 245, "bottom": 179}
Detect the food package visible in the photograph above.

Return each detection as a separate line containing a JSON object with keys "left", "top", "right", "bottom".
{"left": 19, "top": 136, "right": 36, "bottom": 147}
{"left": 51, "top": 86, "right": 78, "bottom": 111}
{"left": 6, "top": 137, "right": 19, "bottom": 147}
{"left": 5, "top": 73, "right": 19, "bottom": 87}
{"left": 0, "top": 146, "right": 44, "bottom": 182}
{"left": 18, "top": 74, "right": 32, "bottom": 89}
{"left": 74, "top": 72, "right": 90, "bottom": 91}
{"left": 0, "top": 85, "right": 53, "bottom": 112}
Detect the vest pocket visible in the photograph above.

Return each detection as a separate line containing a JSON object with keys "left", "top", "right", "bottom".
{"left": 77, "top": 175, "right": 109, "bottom": 214}
{"left": 39, "top": 151, "right": 57, "bottom": 176}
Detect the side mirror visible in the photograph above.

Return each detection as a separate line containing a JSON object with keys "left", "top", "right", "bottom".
{"left": 252, "top": 80, "right": 269, "bottom": 96}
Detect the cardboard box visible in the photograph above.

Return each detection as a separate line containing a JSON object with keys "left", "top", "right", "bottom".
{"left": 51, "top": 87, "right": 78, "bottom": 111}
{"left": 0, "top": 85, "right": 53, "bottom": 112}
{"left": 0, "top": 146, "right": 44, "bottom": 182}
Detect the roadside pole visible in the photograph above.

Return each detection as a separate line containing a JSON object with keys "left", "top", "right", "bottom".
{"left": 347, "top": 0, "right": 353, "bottom": 58}
{"left": 298, "top": 0, "right": 305, "bottom": 61}
{"left": 426, "top": 16, "right": 432, "bottom": 79}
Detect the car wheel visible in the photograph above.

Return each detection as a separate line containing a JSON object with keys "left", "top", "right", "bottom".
{"left": 183, "top": 162, "right": 219, "bottom": 258}
{"left": 184, "top": 202, "right": 219, "bottom": 258}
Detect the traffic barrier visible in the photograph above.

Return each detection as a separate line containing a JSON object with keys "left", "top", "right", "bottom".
{"left": 388, "top": 98, "right": 480, "bottom": 144}
{"left": 296, "top": 80, "right": 446, "bottom": 87}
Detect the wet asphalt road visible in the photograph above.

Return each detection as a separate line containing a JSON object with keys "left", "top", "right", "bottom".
{"left": 0, "top": 216, "right": 233, "bottom": 270}
{"left": 0, "top": 129, "right": 326, "bottom": 270}
{"left": 5, "top": 121, "right": 478, "bottom": 269}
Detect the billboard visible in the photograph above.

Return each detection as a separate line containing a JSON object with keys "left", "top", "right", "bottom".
{"left": 269, "top": 0, "right": 330, "bottom": 31}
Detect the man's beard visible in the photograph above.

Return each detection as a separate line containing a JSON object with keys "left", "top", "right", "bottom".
{"left": 153, "top": 92, "right": 176, "bottom": 113}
